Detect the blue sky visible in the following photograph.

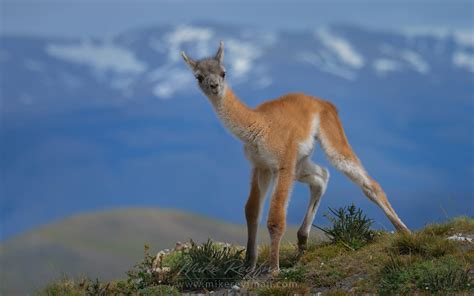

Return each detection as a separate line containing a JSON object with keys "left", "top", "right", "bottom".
{"left": 1, "top": 0, "right": 473, "bottom": 37}
{"left": 0, "top": 0, "right": 473, "bottom": 239}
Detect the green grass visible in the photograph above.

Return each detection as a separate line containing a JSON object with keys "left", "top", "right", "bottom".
{"left": 379, "top": 255, "right": 472, "bottom": 295}
{"left": 254, "top": 283, "right": 310, "bottom": 296}
{"left": 37, "top": 278, "right": 83, "bottom": 296}
{"left": 277, "top": 266, "right": 308, "bottom": 283}
{"left": 421, "top": 216, "right": 474, "bottom": 236}
{"left": 390, "top": 232, "right": 457, "bottom": 258}
{"left": 38, "top": 278, "right": 182, "bottom": 296}
{"left": 257, "top": 243, "right": 301, "bottom": 268}
{"left": 36, "top": 214, "right": 474, "bottom": 295}
{"left": 171, "top": 239, "right": 246, "bottom": 290}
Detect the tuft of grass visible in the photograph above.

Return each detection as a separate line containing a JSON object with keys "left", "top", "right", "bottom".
{"left": 390, "top": 232, "right": 456, "bottom": 258}
{"left": 323, "top": 290, "right": 352, "bottom": 296}
{"left": 378, "top": 255, "right": 472, "bottom": 295}
{"left": 301, "top": 242, "right": 348, "bottom": 263}
{"left": 278, "top": 266, "right": 308, "bottom": 283}
{"left": 79, "top": 278, "right": 110, "bottom": 296}
{"left": 421, "top": 216, "right": 474, "bottom": 236}
{"left": 378, "top": 253, "right": 421, "bottom": 294}
{"left": 137, "top": 285, "right": 180, "bottom": 295}
{"left": 254, "top": 283, "right": 310, "bottom": 296}
{"left": 36, "top": 278, "right": 82, "bottom": 296}
{"left": 313, "top": 266, "right": 347, "bottom": 287}
{"left": 257, "top": 243, "right": 300, "bottom": 268}
{"left": 161, "top": 250, "right": 186, "bottom": 268}
{"left": 378, "top": 220, "right": 473, "bottom": 295}
{"left": 172, "top": 239, "right": 246, "bottom": 290}
{"left": 414, "top": 257, "right": 472, "bottom": 293}
{"left": 313, "top": 204, "right": 375, "bottom": 250}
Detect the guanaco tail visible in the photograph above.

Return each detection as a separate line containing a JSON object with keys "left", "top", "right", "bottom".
{"left": 181, "top": 41, "right": 410, "bottom": 272}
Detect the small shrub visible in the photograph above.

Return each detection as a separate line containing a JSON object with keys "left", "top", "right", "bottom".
{"left": 313, "top": 204, "right": 375, "bottom": 250}
{"left": 161, "top": 250, "right": 186, "bottom": 268}
{"left": 126, "top": 244, "right": 185, "bottom": 292}
{"left": 172, "top": 239, "right": 246, "bottom": 290}
{"left": 126, "top": 245, "right": 161, "bottom": 290}
{"left": 108, "top": 279, "right": 135, "bottom": 294}
{"left": 36, "top": 278, "right": 82, "bottom": 296}
{"left": 79, "top": 278, "right": 110, "bottom": 296}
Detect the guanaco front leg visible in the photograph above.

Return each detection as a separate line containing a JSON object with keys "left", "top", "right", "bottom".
{"left": 267, "top": 156, "right": 296, "bottom": 272}
{"left": 245, "top": 167, "right": 272, "bottom": 269}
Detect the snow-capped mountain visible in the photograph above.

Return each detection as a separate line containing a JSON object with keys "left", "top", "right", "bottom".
{"left": 1, "top": 23, "right": 473, "bottom": 239}
{"left": 2, "top": 23, "right": 473, "bottom": 110}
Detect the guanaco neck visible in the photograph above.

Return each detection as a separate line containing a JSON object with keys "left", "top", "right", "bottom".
{"left": 208, "top": 85, "right": 264, "bottom": 144}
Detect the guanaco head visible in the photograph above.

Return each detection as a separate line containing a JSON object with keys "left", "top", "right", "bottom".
{"left": 181, "top": 41, "right": 226, "bottom": 98}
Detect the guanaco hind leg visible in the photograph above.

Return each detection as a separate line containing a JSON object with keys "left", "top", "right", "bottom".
{"left": 318, "top": 105, "right": 410, "bottom": 233}
{"left": 295, "top": 158, "right": 330, "bottom": 251}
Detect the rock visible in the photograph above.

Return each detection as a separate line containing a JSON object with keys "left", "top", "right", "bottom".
{"left": 447, "top": 233, "right": 473, "bottom": 243}
{"left": 231, "top": 284, "right": 240, "bottom": 292}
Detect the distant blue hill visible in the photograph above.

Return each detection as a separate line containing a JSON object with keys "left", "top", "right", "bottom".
{"left": 1, "top": 23, "right": 473, "bottom": 239}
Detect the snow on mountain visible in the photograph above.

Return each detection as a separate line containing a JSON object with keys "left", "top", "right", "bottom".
{"left": 315, "top": 26, "right": 365, "bottom": 69}
{"left": 225, "top": 39, "right": 262, "bottom": 78}
{"left": 1, "top": 23, "right": 473, "bottom": 239}
{"left": 46, "top": 40, "right": 147, "bottom": 74}
{"left": 2, "top": 23, "right": 472, "bottom": 108}
{"left": 379, "top": 44, "right": 430, "bottom": 74}
{"left": 401, "top": 26, "right": 474, "bottom": 73}
{"left": 297, "top": 50, "right": 358, "bottom": 81}
{"left": 453, "top": 51, "right": 474, "bottom": 72}
{"left": 372, "top": 58, "right": 402, "bottom": 75}
{"left": 150, "top": 66, "right": 192, "bottom": 99}
{"left": 402, "top": 26, "right": 474, "bottom": 48}
{"left": 163, "top": 25, "right": 215, "bottom": 62}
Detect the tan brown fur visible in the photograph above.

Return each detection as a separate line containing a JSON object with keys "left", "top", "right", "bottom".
{"left": 318, "top": 100, "right": 360, "bottom": 163}
{"left": 181, "top": 42, "right": 410, "bottom": 273}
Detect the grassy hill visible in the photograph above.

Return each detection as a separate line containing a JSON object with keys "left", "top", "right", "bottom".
{"left": 36, "top": 214, "right": 474, "bottom": 296}
{"left": 0, "top": 208, "right": 311, "bottom": 295}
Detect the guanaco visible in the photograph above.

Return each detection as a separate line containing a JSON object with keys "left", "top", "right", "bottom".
{"left": 181, "top": 41, "right": 410, "bottom": 272}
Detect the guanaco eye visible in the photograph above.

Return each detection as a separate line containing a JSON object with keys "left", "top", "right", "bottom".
{"left": 195, "top": 75, "right": 204, "bottom": 83}
{"left": 221, "top": 71, "right": 226, "bottom": 78}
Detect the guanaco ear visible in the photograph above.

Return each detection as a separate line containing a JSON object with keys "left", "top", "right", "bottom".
{"left": 181, "top": 51, "right": 197, "bottom": 70}
{"left": 215, "top": 41, "right": 224, "bottom": 64}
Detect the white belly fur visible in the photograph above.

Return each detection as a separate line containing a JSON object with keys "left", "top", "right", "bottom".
{"left": 244, "top": 142, "right": 278, "bottom": 168}
{"left": 297, "top": 115, "right": 319, "bottom": 160}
